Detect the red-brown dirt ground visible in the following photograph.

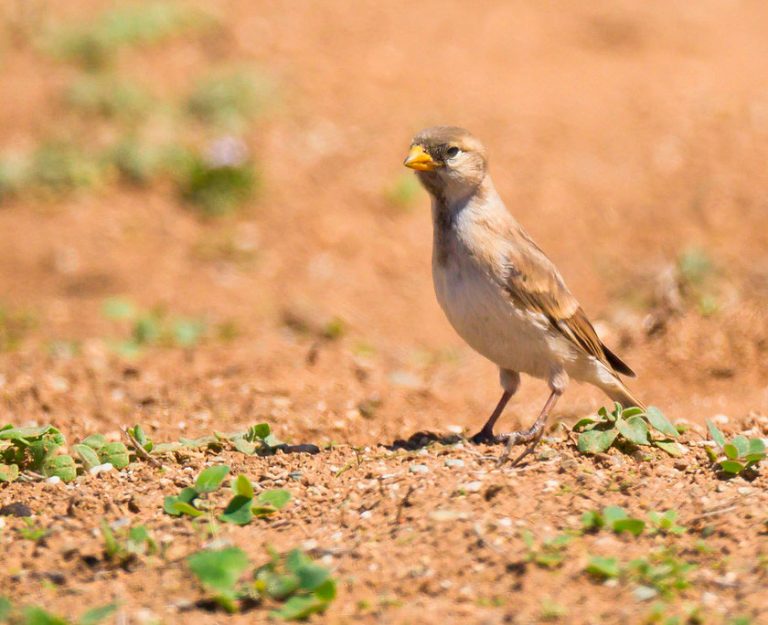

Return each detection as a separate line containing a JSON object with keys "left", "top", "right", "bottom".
{"left": 0, "top": 2, "right": 767, "bottom": 624}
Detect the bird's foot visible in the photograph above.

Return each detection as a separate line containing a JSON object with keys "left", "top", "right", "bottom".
{"left": 497, "top": 426, "right": 545, "bottom": 467}
{"left": 469, "top": 429, "right": 509, "bottom": 445}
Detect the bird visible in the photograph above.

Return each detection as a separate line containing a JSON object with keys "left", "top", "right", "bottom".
{"left": 403, "top": 126, "right": 644, "bottom": 464}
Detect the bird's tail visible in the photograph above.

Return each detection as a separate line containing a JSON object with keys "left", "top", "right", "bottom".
{"left": 601, "top": 377, "right": 646, "bottom": 411}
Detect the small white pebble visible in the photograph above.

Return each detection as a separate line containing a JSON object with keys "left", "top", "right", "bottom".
{"left": 444, "top": 459, "right": 465, "bottom": 468}
{"left": 446, "top": 425, "right": 463, "bottom": 434}
{"left": 301, "top": 539, "right": 318, "bottom": 551}
{"left": 45, "top": 475, "right": 62, "bottom": 485}
{"left": 360, "top": 510, "right": 373, "bottom": 520}
{"left": 89, "top": 463, "right": 114, "bottom": 476}
{"left": 409, "top": 464, "right": 429, "bottom": 474}
{"left": 463, "top": 481, "right": 482, "bottom": 492}
{"left": 0, "top": 518, "right": 6, "bottom": 529}
{"left": 712, "top": 414, "right": 729, "bottom": 424}
{"left": 498, "top": 517, "right": 513, "bottom": 528}
{"left": 737, "top": 487, "right": 752, "bottom": 495}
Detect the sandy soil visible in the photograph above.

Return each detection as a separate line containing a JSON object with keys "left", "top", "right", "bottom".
{"left": 1, "top": 1, "right": 767, "bottom": 623}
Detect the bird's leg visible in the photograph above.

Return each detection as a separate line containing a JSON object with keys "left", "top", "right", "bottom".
{"left": 470, "top": 391, "right": 511, "bottom": 444}
{"left": 470, "top": 370, "right": 520, "bottom": 444}
{"left": 498, "top": 369, "right": 568, "bottom": 466}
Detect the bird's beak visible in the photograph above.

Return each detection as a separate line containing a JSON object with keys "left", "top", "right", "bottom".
{"left": 403, "top": 144, "right": 439, "bottom": 171}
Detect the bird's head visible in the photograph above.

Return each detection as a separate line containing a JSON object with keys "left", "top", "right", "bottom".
{"left": 403, "top": 126, "right": 488, "bottom": 203}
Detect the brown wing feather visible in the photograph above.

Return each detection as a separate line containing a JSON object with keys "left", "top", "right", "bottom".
{"left": 501, "top": 227, "right": 635, "bottom": 377}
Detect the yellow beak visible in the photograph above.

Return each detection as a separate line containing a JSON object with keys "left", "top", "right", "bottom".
{"left": 403, "top": 144, "right": 439, "bottom": 171}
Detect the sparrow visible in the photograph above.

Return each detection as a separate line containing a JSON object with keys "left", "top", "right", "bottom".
{"left": 403, "top": 126, "right": 643, "bottom": 464}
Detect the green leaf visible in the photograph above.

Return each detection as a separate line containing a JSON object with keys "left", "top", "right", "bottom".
{"left": 259, "top": 570, "right": 300, "bottom": 599}
{"left": 163, "top": 487, "right": 199, "bottom": 516}
{"left": 645, "top": 407, "right": 678, "bottom": 438}
{"left": 79, "top": 604, "right": 117, "bottom": 625}
{"left": 314, "top": 578, "right": 337, "bottom": 601}
{"left": 706, "top": 420, "right": 726, "bottom": 448}
{"left": 295, "top": 563, "right": 330, "bottom": 591}
{"left": 0, "top": 425, "right": 53, "bottom": 441}
{"left": 171, "top": 501, "right": 204, "bottom": 517}
{"left": 602, "top": 506, "right": 627, "bottom": 524}
{"left": 0, "top": 597, "right": 11, "bottom": 620}
{"left": 719, "top": 460, "right": 744, "bottom": 475}
{"left": 653, "top": 440, "right": 683, "bottom": 457}
{"left": 731, "top": 436, "right": 750, "bottom": 457}
{"left": 219, "top": 495, "right": 253, "bottom": 525}
{"left": 195, "top": 465, "right": 229, "bottom": 493}
{"left": 247, "top": 423, "right": 271, "bottom": 440}
{"left": 616, "top": 415, "right": 650, "bottom": 446}
{"left": 257, "top": 489, "right": 291, "bottom": 510}
{"left": 572, "top": 418, "right": 596, "bottom": 432}
{"left": 151, "top": 442, "right": 182, "bottom": 454}
{"left": 102, "top": 297, "right": 137, "bottom": 320}
{"left": 81, "top": 434, "right": 107, "bottom": 450}
{"left": 232, "top": 474, "right": 254, "bottom": 498}
{"left": 180, "top": 435, "right": 218, "bottom": 449}
{"left": 285, "top": 549, "right": 312, "bottom": 574}
{"left": 22, "top": 606, "right": 69, "bottom": 625}
{"left": 723, "top": 443, "right": 740, "bottom": 460}
{"left": 585, "top": 556, "right": 620, "bottom": 579}
{"left": 98, "top": 442, "right": 130, "bottom": 469}
{"left": 577, "top": 428, "right": 617, "bottom": 454}
{"left": 0, "top": 463, "right": 19, "bottom": 482}
{"left": 271, "top": 595, "right": 327, "bottom": 620}
{"left": 581, "top": 510, "right": 603, "bottom": 531}
{"left": 232, "top": 437, "right": 256, "bottom": 455}
{"left": 188, "top": 547, "right": 249, "bottom": 594}
{"left": 612, "top": 519, "right": 645, "bottom": 536}
{"left": 621, "top": 407, "right": 644, "bottom": 419}
{"left": 42, "top": 455, "right": 77, "bottom": 482}
{"left": 73, "top": 444, "right": 101, "bottom": 469}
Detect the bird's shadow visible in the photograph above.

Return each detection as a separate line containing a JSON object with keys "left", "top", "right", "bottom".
{"left": 383, "top": 430, "right": 465, "bottom": 451}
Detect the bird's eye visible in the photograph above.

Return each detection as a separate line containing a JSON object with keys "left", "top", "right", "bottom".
{"left": 446, "top": 146, "right": 460, "bottom": 158}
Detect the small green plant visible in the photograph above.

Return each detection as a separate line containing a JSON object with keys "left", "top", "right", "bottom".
{"left": 163, "top": 464, "right": 291, "bottom": 523}
{"left": 187, "top": 69, "right": 271, "bottom": 130}
{"left": 18, "top": 519, "right": 48, "bottom": 543}
{"left": 521, "top": 530, "right": 573, "bottom": 569}
{"left": 63, "top": 75, "right": 151, "bottom": 121}
{"left": 0, "top": 425, "right": 75, "bottom": 482}
{"left": 383, "top": 173, "right": 420, "bottom": 211}
{"left": 44, "top": 2, "right": 209, "bottom": 70}
{"left": 581, "top": 506, "right": 645, "bottom": 536}
{"left": 585, "top": 550, "right": 695, "bottom": 600}
{"left": 1, "top": 424, "right": 130, "bottom": 483}
{"left": 705, "top": 420, "right": 765, "bottom": 476}
{"left": 172, "top": 144, "right": 258, "bottom": 217}
{"left": 100, "top": 519, "right": 157, "bottom": 566}
{"left": 646, "top": 510, "right": 686, "bottom": 536}
{"left": 574, "top": 404, "right": 682, "bottom": 456}
{"left": 188, "top": 546, "right": 336, "bottom": 617}
{"left": 102, "top": 297, "right": 207, "bottom": 356}
{"left": 677, "top": 247, "right": 719, "bottom": 316}
{"left": 27, "top": 141, "right": 102, "bottom": 195}
{"left": 0, "top": 304, "right": 37, "bottom": 352}
{"left": 0, "top": 597, "right": 116, "bottom": 625}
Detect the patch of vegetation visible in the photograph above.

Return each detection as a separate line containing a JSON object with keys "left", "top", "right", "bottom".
{"left": 102, "top": 296, "right": 207, "bottom": 356}
{"left": 0, "top": 304, "right": 36, "bottom": 352}
{"left": 44, "top": 2, "right": 211, "bottom": 70}
{"left": 581, "top": 507, "right": 686, "bottom": 537}
{"left": 677, "top": 247, "right": 719, "bottom": 316}
{"left": 521, "top": 530, "right": 574, "bottom": 569}
{"left": 188, "top": 545, "right": 337, "bottom": 617}
{"left": 100, "top": 520, "right": 158, "bottom": 566}
{"left": 705, "top": 420, "right": 765, "bottom": 476}
{"left": 574, "top": 404, "right": 682, "bottom": 456}
{"left": 585, "top": 549, "right": 696, "bottom": 601}
{"left": 171, "top": 143, "right": 259, "bottom": 217}
{"left": 0, "top": 598, "right": 116, "bottom": 625}
{"left": 0, "top": 424, "right": 130, "bottom": 483}
{"left": 63, "top": 75, "right": 152, "bottom": 120}
{"left": 163, "top": 464, "right": 291, "bottom": 524}
{"left": 383, "top": 173, "right": 420, "bottom": 211}
{"left": 187, "top": 69, "right": 272, "bottom": 130}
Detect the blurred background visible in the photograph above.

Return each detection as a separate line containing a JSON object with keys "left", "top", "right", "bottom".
{"left": 1, "top": 0, "right": 767, "bottom": 443}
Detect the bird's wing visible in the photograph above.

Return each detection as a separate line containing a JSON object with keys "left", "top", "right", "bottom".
{"left": 500, "top": 227, "right": 635, "bottom": 377}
